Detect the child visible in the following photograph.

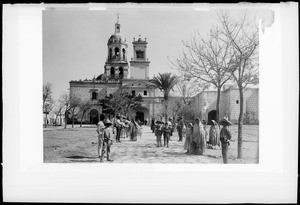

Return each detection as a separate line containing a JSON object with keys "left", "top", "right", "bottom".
{"left": 219, "top": 118, "right": 233, "bottom": 164}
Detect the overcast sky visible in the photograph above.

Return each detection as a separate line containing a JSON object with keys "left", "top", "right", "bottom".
{"left": 43, "top": 5, "right": 272, "bottom": 101}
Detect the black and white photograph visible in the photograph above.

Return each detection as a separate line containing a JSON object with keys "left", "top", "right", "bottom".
{"left": 3, "top": 3, "right": 298, "bottom": 203}
{"left": 42, "top": 6, "right": 270, "bottom": 164}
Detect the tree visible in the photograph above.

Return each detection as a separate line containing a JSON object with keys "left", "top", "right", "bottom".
{"left": 69, "top": 94, "right": 81, "bottom": 128}
{"left": 43, "top": 83, "right": 53, "bottom": 128}
{"left": 53, "top": 102, "right": 64, "bottom": 126}
{"left": 150, "top": 73, "right": 179, "bottom": 123}
{"left": 171, "top": 27, "right": 236, "bottom": 122}
{"left": 78, "top": 100, "right": 93, "bottom": 127}
{"left": 217, "top": 10, "right": 259, "bottom": 158}
{"left": 59, "top": 92, "right": 70, "bottom": 129}
{"left": 99, "top": 90, "right": 143, "bottom": 119}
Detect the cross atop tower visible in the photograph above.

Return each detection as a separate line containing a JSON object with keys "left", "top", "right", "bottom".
{"left": 115, "top": 12, "right": 120, "bottom": 23}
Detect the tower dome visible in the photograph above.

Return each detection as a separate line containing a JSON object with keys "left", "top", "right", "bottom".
{"left": 108, "top": 33, "right": 126, "bottom": 44}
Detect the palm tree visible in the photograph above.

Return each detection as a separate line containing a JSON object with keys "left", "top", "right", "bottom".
{"left": 150, "top": 73, "right": 178, "bottom": 123}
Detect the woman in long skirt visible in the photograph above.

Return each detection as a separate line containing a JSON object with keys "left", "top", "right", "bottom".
{"left": 208, "top": 120, "right": 220, "bottom": 148}
{"left": 130, "top": 119, "right": 138, "bottom": 141}
{"left": 192, "top": 118, "right": 206, "bottom": 155}
{"left": 184, "top": 123, "right": 193, "bottom": 153}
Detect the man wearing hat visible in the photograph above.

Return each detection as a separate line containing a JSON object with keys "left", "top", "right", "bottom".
{"left": 219, "top": 117, "right": 233, "bottom": 164}
{"left": 177, "top": 116, "right": 184, "bottom": 142}
{"left": 100, "top": 118, "right": 114, "bottom": 162}
{"left": 97, "top": 114, "right": 106, "bottom": 158}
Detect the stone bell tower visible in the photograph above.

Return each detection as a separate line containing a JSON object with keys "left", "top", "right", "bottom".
{"left": 104, "top": 15, "right": 129, "bottom": 80}
{"left": 129, "top": 35, "right": 150, "bottom": 79}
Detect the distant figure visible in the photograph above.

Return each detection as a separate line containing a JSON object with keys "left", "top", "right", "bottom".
{"left": 96, "top": 114, "right": 106, "bottom": 158}
{"left": 151, "top": 118, "right": 155, "bottom": 133}
{"left": 202, "top": 119, "right": 208, "bottom": 144}
{"left": 219, "top": 118, "right": 233, "bottom": 164}
{"left": 184, "top": 123, "right": 193, "bottom": 154}
{"left": 130, "top": 119, "right": 138, "bottom": 141}
{"left": 100, "top": 118, "right": 114, "bottom": 163}
{"left": 115, "top": 115, "right": 122, "bottom": 143}
{"left": 154, "top": 121, "right": 163, "bottom": 147}
{"left": 163, "top": 122, "right": 172, "bottom": 148}
{"left": 145, "top": 118, "right": 148, "bottom": 125}
{"left": 208, "top": 120, "right": 220, "bottom": 148}
{"left": 177, "top": 116, "right": 184, "bottom": 142}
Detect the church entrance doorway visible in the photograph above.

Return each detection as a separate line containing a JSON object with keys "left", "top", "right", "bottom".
{"left": 90, "top": 109, "right": 99, "bottom": 125}
{"left": 135, "top": 111, "right": 144, "bottom": 124}
{"left": 207, "top": 110, "right": 217, "bottom": 125}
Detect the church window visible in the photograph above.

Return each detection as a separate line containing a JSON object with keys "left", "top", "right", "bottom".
{"left": 109, "top": 48, "right": 112, "bottom": 59}
{"left": 136, "top": 50, "right": 144, "bottom": 59}
{"left": 110, "top": 67, "right": 115, "bottom": 78}
{"left": 236, "top": 100, "right": 239, "bottom": 104}
{"left": 144, "top": 90, "right": 147, "bottom": 96}
{"left": 91, "top": 92, "right": 97, "bottom": 100}
{"left": 122, "top": 48, "right": 126, "bottom": 60}
{"left": 132, "top": 90, "right": 136, "bottom": 96}
{"left": 114, "top": 47, "right": 120, "bottom": 58}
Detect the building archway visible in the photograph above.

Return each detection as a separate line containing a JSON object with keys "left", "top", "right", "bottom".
{"left": 207, "top": 110, "right": 217, "bottom": 125}
{"left": 110, "top": 67, "right": 115, "bottom": 78}
{"left": 90, "top": 109, "right": 99, "bottom": 125}
{"left": 135, "top": 111, "right": 144, "bottom": 124}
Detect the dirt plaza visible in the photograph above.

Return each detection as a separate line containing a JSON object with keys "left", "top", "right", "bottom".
{"left": 44, "top": 125, "right": 259, "bottom": 164}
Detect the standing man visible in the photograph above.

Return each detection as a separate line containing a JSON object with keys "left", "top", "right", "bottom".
{"left": 177, "top": 116, "right": 184, "bottom": 142}
{"left": 115, "top": 115, "right": 122, "bottom": 143}
{"left": 100, "top": 118, "right": 114, "bottom": 163}
{"left": 219, "top": 118, "right": 233, "bottom": 164}
{"left": 97, "top": 114, "right": 106, "bottom": 158}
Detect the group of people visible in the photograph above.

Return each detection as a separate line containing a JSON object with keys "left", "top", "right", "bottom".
{"left": 152, "top": 118, "right": 175, "bottom": 148}
{"left": 96, "top": 114, "right": 142, "bottom": 163}
{"left": 113, "top": 115, "right": 142, "bottom": 142}
{"left": 151, "top": 115, "right": 233, "bottom": 164}
{"left": 183, "top": 117, "right": 232, "bottom": 164}
{"left": 97, "top": 112, "right": 233, "bottom": 164}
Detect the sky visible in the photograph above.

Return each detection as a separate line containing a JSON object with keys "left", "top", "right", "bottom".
{"left": 43, "top": 5, "right": 272, "bottom": 101}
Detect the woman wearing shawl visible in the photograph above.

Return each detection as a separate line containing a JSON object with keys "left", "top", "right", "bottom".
{"left": 184, "top": 123, "right": 193, "bottom": 153}
{"left": 130, "top": 119, "right": 138, "bottom": 141}
{"left": 208, "top": 120, "right": 220, "bottom": 148}
{"left": 192, "top": 118, "right": 206, "bottom": 155}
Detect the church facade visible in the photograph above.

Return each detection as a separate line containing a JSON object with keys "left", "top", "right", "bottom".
{"left": 69, "top": 19, "right": 164, "bottom": 124}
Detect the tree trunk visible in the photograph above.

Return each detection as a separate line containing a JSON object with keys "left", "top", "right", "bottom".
{"left": 165, "top": 102, "right": 168, "bottom": 123}
{"left": 72, "top": 109, "right": 75, "bottom": 128}
{"left": 55, "top": 115, "right": 58, "bottom": 127}
{"left": 237, "top": 86, "right": 244, "bottom": 159}
{"left": 216, "top": 87, "right": 221, "bottom": 123}
{"left": 80, "top": 111, "right": 86, "bottom": 128}
{"left": 64, "top": 110, "right": 67, "bottom": 129}
{"left": 60, "top": 115, "right": 62, "bottom": 126}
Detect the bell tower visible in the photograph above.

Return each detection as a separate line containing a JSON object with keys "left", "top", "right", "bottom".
{"left": 104, "top": 14, "right": 129, "bottom": 80}
{"left": 129, "top": 35, "right": 150, "bottom": 79}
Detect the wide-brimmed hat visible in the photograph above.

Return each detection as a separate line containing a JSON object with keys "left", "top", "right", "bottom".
{"left": 219, "top": 118, "right": 232, "bottom": 126}
{"left": 155, "top": 120, "right": 163, "bottom": 124}
{"left": 104, "top": 119, "right": 113, "bottom": 127}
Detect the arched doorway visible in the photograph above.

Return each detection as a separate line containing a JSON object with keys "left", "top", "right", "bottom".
{"left": 135, "top": 111, "right": 144, "bottom": 124}
{"left": 110, "top": 67, "right": 115, "bottom": 78}
{"left": 90, "top": 109, "right": 99, "bottom": 125}
{"left": 207, "top": 110, "right": 217, "bottom": 125}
